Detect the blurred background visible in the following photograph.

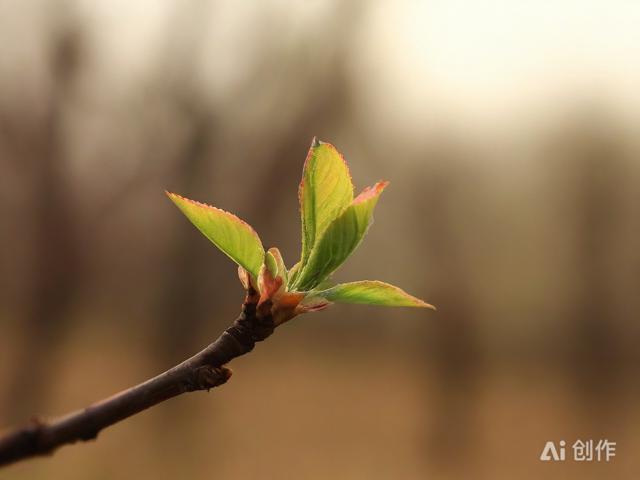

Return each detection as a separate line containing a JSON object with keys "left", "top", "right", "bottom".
{"left": 1, "top": 0, "right": 639, "bottom": 478}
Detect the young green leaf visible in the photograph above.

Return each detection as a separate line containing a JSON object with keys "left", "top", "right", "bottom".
{"left": 293, "top": 181, "right": 388, "bottom": 291}
{"left": 267, "top": 247, "right": 288, "bottom": 286}
{"left": 298, "top": 139, "right": 354, "bottom": 273}
{"left": 314, "top": 280, "right": 434, "bottom": 308}
{"left": 167, "top": 192, "right": 265, "bottom": 278}
{"left": 264, "top": 250, "right": 279, "bottom": 278}
{"left": 287, "top": 261, "right": 301, "bottom": 288}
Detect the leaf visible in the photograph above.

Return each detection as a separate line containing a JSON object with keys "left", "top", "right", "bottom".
{"left": 258, "top": 264, "right": 284, "bottom": 306}
{"left": 287, "top": 261, "right": 301, "bottom": 289}
{"left": 238, "top": 266, "right": 251, "bottom": 290}
{"left": 298, "top": 138, "right": 354, "bottom": 272}
{"left": 295, "top": 294, "right": 332, "bottom": 314}
{"left": 167, "top": 192, "right": 265, "bottom": 278}
{"left": 267, "top": 247, "right": 288, "bottom": 286}
{"left": 293, "top": 181, "right": 388, "bottom": 291}
{"left": 315, "top": 280, "right": 434, "bottom": 308}
{"left": 264, "top": 250, "right": 278, "bottom": 278}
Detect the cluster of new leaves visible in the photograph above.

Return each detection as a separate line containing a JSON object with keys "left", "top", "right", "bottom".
{"left": 167, "top": 139, "right": 433, "bottom": 325}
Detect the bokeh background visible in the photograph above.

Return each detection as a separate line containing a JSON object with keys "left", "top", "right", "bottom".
{"left": 1, "top": 1, "right": 639, "bottom": 478}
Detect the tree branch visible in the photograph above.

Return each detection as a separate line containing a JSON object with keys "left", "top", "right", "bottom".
{"left": 0, "top": 286, "right": 274, "bottom": 468}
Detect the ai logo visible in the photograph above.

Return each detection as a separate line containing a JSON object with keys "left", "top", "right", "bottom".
{"left": 540, "top": 440, "right": 566, "bottom": 461}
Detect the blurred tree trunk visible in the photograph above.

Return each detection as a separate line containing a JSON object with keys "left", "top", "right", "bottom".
{"left": 556, "top": 117, "right": 623, "bottom": 410}
{"left": 413, "top": 143, "right": 481, "bottom": 475}
{"left": 7, "top": 20, "right": 84, "bottom": 419}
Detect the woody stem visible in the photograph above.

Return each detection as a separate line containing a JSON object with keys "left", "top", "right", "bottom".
{"left": 0, "top": 288, "right": 274, "bottom": 468}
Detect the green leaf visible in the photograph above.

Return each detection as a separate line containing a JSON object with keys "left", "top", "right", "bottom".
{"left": 287, "top": 261, "right": 301, "bottom": 288}
{"left": 267, "top": 247, "right": 288, "bottom": 286}
{"left": 167, "top": 192, "right": 265, "bottom": 277}
{"left": 298, "top": 138, "right": 354, "bottom": 272}
{"left": 294, "top": 181, "right": 388, "bottom": 291}
{"left": 315, "top": 280, "right": 434, "bottom": 308}
{"left": 264, "top": 250, "right": 278, "bottom": 277}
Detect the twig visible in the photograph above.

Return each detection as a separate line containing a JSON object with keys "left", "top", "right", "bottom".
{"left": 0, "top": 286, "right": 274, "bottom": 468}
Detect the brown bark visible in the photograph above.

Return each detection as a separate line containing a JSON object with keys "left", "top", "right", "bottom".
{"left": 0, "top": 287, "right": 274, "bottom": 468}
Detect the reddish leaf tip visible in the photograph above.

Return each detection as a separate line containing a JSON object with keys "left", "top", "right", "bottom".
{"left": 354, "top": 180, "right": 389, "bottom": 204}
{"left": 167, "top": 192, "right": 247, "bottom": 224}
{"left": 166, "top": 191, "right": 211, "bottom": 209}
{"left": 166, "top": 191, "right": 265, "bottom": 255}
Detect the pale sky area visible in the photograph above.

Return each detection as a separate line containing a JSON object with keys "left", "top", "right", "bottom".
{"left": 358, "top": 0, "right": 640, "bottom": 133}
{"left": 67, "top": 0, "right": 640, "bottom": 136}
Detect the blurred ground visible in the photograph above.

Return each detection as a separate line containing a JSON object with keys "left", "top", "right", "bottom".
{"left": 1, "top": 1, "right": 639, "bottom": 478}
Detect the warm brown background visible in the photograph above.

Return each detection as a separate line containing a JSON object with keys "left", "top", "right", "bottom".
{"left": 1, "top": 1, "right": 639, "bottom": 479}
